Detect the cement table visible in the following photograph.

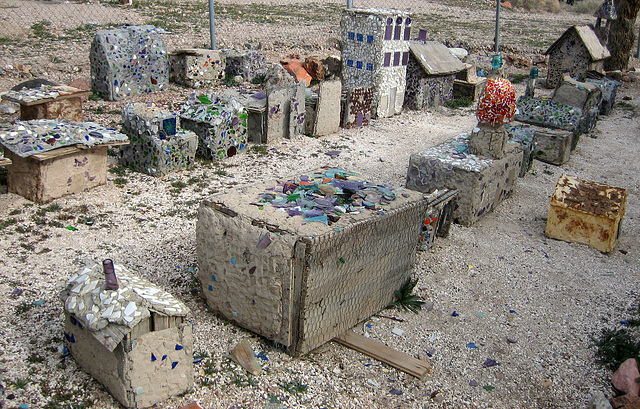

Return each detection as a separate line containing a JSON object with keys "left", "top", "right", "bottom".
{"left": 2, "top": 85, "right": 91, "bottom": 122}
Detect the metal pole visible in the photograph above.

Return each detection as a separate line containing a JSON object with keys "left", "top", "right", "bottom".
{"left": 209, "top": 0, "right": 216, "bottom": 50}
{"left": 494, "top": 0, "right": 500, "bottom": 53}
{"left": 637, "top": 25, "right": 640, "bottom": 58}
{"left": 347, "top": 0, "right": 353, "bottom": 10}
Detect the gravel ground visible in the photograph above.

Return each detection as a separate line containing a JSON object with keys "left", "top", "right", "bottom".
{"left": 1, "top": 2, "right": 640, "bottom": 409}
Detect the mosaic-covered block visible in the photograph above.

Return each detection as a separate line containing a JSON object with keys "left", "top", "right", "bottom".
{"left": 504, "top": 123, "right": 536, "bottom": 177}
{"left": 341, "top": 87, "right": 374, "bottom": 129}
{"left": 218, "top": 89, "right": 267, "bottom": 143}
{"left": 2, "top": 84, "right": 90, "bottom": 122}
{"left": 515, "top": 96, "right": 586, "bottom": 134}
{"left": 546, "top": 174, "right": 626, "bottom": 253}
{"left": 60, "top": 261, "right": 192, "bottom": 408}
{"left": 223, "top": 49, "right": 267, "bottom": 82}
{"left": 406, "top": 132, "right": 522, "bottom": 226}
{"left": 90, "top": 25, "right": 169, "bottom": 101}
{"left": 169, "top": 49, "right": 226, "bottom": 88}
{"left": 197, "top": 168, "right": 456, "bottom": 356}
{"left": 341, "top": 8, "right": 410, "bottom": 118}
{"left": 0, "top": 120, "right": 129, "bottom": 202}
{"left": 586, "top": 77, "right": 620, "bottom": 115}
{"left": 179, "top": 92, "right": 248, "bottom": 160}
{"left": 119, "top": 103, "right": 198, "bottom": 177}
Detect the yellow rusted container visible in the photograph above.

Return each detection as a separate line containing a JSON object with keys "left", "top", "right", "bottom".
{"left": 545, "top": 174, "right": 626, "bottom": 253}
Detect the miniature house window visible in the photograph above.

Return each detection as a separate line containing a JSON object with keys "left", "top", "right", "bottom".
{"left": 402, "top": 52, "right": 409, "bottom": 66}
{"left": 348, "top": 32, "right": 355, "bottom": 40}
{"left": 347, "top": 59, "right": 354, "bottom": 67}
{"left": 394, "top": 24, "right": 402, "bottom": 40}
{"left": 357, "top": 33, "right": 364, "bottom": 42}
{"left": 367, "top": 35, "right": 373, "bottom": 44}
{"left": 366, "top": 63, "right": 373, "bottom": 71}
{"left": 385, "top": 20, "right": 393, "bottom": 41}
{"left": 356, "top": 61, "right": 363, "bottom": 69}
{"left": 393, "top": 52, "right": 401, "bottom": 66}
{"left": 383, "top": 53, "right": 391, "bottom": 67}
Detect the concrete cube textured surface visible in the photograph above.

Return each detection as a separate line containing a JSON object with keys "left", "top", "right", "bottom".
{"left": 196, "top": 169, "right": 455, "bottom": 356}
{"left": 545, "top": 174, "right": 626, "bottom": 253}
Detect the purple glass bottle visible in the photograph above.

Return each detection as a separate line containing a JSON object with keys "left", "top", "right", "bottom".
{"left": 103, "top": 259, "right": 119, "bottom": 291}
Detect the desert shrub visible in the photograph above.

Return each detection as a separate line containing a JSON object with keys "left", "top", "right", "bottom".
{"left": 509, "top": 0, "right": 561, "bottom": 13}
{"left": 562, "top": 0, "right": 601, "bottom": 14}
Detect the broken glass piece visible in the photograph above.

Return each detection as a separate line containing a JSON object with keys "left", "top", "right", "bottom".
{"left": 256, "top": 233, "right": 271, "bottom": 249}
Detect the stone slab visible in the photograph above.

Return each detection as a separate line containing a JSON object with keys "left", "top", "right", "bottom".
{"left": 196, "top": 168, "right": 456, "bottom": 356}
{"left": 515, "top": 96, "right": 586, "bottom": 134}
{"left": 406, "top": 132, "right": 522, "bottom": 226}
{"left": 289, "top": 82, "right": 306, "bottom": 138}
{"left": 545, "top": 174, "right": 626, "bottom": 253}
{"left": 312, "top": 80, "right": 341, "bottom": 136}
{"left": 267, "top": 85, "right": 293, "bottom": 141}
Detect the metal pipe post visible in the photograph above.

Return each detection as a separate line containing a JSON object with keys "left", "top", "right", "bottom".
{"left": 209, "top": 0, "right": 216, "bottom": 50}
{"left": 347, "top": 0, "right": 353, "bottom": 10}
{"left": 495, "top": 1, "right": 501, "bottom": 53}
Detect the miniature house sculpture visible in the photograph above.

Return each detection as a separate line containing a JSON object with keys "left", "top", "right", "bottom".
{"left": 404, "top": 41, "right": 465, "bottom": 109}
{"left": 341, "top": 8, "right": 411, "bottom": 118}
{"left": 544, "top": 25, "right": 610, "bottom": 88}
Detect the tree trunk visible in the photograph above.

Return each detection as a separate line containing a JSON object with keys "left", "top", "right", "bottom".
{"left": 605, "top": 0, "right": 640, "bottom": 71}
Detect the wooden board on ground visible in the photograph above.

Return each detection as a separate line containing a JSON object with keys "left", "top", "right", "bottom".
{"left": 333, "top": 330, "right": 431, "bottom": 379}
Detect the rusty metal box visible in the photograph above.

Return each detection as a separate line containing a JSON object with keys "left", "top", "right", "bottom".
{"left": 545, "top": 174, "right": 626, "bottom": 253}
{"left": 196, "top": 169, "right": 456, "bottom": 356}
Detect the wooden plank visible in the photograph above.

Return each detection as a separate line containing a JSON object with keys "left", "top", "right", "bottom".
{"left": 31, "top": 145, "right": 82, "bottom": 161}
{"left": 333, "top": 330, "right": 431, "bottom": 379}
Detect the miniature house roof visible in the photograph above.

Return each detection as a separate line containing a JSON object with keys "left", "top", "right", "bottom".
{"left": 409, "top": 41, "right": 466, "bottom": 76}
{"left": 60, "top": 261, "right": 189, "bottom": 351}
{"left": 594, "top": 0, "right": 617, "bottom": 20}
{"left": 544, "top": 25, "right": 610, "bottom": 61}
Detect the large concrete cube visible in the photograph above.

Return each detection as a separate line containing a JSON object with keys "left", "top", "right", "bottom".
{"left": 406, "top": 132, "right": 522, "bottom": 226}
{"left": 60, "top": 262, "right": 192, "bottom": 408}
{"left": 504, "top": 123, "right": 536, "bottom": 177}
{"left": 169, "top": 49, "right": 226, "bottom": 88}
{"left": 545, "top": 174, "right": 626, "bottom": 253}
{"left": 90, "top": 25, "right": 169, "bottom": 101}
{"left": 197, "top": 169, "right": 456, "bottom": 356}
{"left": 119, "top": 103, "right": 198, "bottom": 176}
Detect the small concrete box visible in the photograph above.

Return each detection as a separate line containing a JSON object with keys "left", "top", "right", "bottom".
{"left": 60, "top": 262, "right": 193, "bottom": 409}
{"left": 169, "top": 48, "right": 226, "bottom": 88}
{"left": 545, "top": 174, "right": 626, "bottom": 253}
{"left": 406, "top": 132, "right": 522, "bottom": 226}
{"left": 5, "top": 145, "right": 108, "bottom": 203}
{"left": 197, "top": 170, "right": 456, "bottom": 356}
